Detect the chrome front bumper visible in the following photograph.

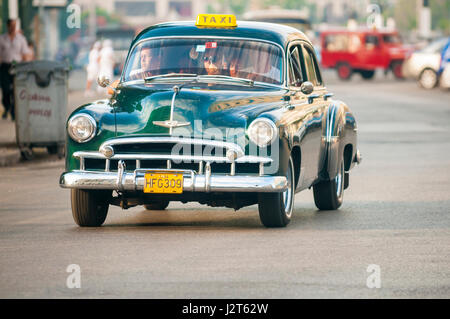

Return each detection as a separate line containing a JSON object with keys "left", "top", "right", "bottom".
{"left": 61, "top": 136, "right": 287, "bottom": 193}
{"left": 59, "top": 169, "right": 288, "bottom": 193}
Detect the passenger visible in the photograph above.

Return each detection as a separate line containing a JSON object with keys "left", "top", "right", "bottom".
{"left": 203, "top": 48, "right": 221, "bottom": 76}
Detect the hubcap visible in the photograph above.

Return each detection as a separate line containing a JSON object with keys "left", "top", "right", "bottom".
{"left": 339, "top": 66, "right": 349, "bottom": 78}
{"left": 421, "top": 70, "right": 437, "bottom": 89}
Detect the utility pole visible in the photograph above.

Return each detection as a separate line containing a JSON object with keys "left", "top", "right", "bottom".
{"left": 89, "top": 0, "right": 96, "bottom": 40}
{"left": 418, "top": 0, "right": 431, "bottom": 39}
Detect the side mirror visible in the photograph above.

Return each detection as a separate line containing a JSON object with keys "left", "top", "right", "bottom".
{"left": 300, "top": 81, "right": 314, "bottom": 95}
{"left": 97, "top": 75, "right": 111, "bottom": 88}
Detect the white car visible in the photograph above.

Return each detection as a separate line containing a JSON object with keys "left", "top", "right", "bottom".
{"left": 402, "top": 38, "right": 449, "bottom": 89}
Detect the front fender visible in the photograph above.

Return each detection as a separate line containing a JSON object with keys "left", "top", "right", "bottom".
{"left": 65, "top": 100, "right": 116, "bottom": 171}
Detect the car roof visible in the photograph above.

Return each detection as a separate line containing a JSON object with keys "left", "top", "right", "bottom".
{"left": 131, "top": 20, "right": 310, "bottom": 49}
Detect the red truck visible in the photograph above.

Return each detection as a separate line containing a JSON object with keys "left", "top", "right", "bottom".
{"left": 320, "top": 28, "right": 410, "bottom": 80}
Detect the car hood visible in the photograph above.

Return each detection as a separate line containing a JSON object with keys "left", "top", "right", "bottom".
{"left": 112, "top": 83, "right": 286, "bottom": 140}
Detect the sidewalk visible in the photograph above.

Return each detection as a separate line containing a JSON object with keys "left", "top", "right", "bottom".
{"left": 0, "top": 84, "right": 108, "bottom": 166}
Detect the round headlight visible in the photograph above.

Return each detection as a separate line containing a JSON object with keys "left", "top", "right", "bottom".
{"left": 68, "top": 114, "right": 97, "bottom": 143}
{"left": 248, "top": 118, "right": 277, "bottom": 147}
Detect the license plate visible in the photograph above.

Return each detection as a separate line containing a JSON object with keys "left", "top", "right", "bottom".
{"left": 144, "top": 172, "right": 183, "bottom": 193}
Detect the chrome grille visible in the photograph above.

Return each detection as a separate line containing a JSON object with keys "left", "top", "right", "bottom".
{"left": 75, "top": 137, "right": 270, "bottom": 176}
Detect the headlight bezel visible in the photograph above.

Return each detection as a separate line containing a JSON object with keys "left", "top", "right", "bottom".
{"left": 247, "top": 118, "right": 277, "bottom": 148}
{"left": 67, "top": 113, "right": 97, "bottom": 143}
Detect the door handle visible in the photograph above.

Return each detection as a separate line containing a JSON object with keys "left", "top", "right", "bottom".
{"left": 324, "top": 93, "right": 334, "bottom": 100}
{"left": 308, "top": 93, "right": 320, "bottom": 104}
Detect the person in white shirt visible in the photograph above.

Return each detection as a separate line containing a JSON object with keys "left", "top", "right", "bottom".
{"left": 97, "top": 39, "right": 115, "bottom": 93}
{"left": 0, "top": 19, "right": 30, "bottom": 120}
{"left": 85, "top": 41, "right": 101, "bottom": 97}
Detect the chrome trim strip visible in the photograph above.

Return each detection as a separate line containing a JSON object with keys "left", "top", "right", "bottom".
{"left": 73, "top": 151, "right": 272, "bottom": 164}
{"left": 117, "top": 160, "right": 126, "bottom": 190}
{"left": 99, "top": 136, "right": 245, "bottom": 158}
{"left": 355, "top": 149, "right": 362, "bottom": 164}
{"left": 80, "top": 156, "right": 85, "bottom": 171}
{"left": 205, "top": 162, "right": 211, "bottom": 192}
{"left": 60, "top": 171, "right": 288, "bottom": 193}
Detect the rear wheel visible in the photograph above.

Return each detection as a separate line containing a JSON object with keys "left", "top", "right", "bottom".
{"left": 419, "top": 68, "right": 438, "bottom": 89}
{"left": 258, "top": 156, "right": 295, "bottom": 228}
{"left": 313, "top": 154, "right": 345, "bottom": 210}
{"left": 336, "top": 62, "right": 353, "bottom": 80}
{"left": 71, "top": 189, "right": 111, "bottom": 227}
{"left": 360, "top": 70, "right": 375, "bottom": 80}
{"left": 144, "top": 201, "right": 170, "bottom": 210}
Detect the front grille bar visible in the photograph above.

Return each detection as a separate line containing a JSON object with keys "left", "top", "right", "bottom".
{"left": 75, "top": 152, "right": 270, "bottom": 177}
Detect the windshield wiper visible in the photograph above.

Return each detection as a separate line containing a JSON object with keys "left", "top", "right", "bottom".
{"left": 197, "top": 74, "right": 254, "bottom": 87}
{"left": 144, "top": 73, "right": 198, "bottom": 82}
{"left": 144, "top": 73, "right": 256, "bottom": 87}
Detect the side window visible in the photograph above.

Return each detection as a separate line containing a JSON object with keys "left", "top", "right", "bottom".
{"left": 288, "top": 45, "right": 304, "bottom": 87}
{"left": 301, "top": 45, "right": 323, "bottom": 86}
{"left": 365, "top": 35, "right": 379, "bottom": 49}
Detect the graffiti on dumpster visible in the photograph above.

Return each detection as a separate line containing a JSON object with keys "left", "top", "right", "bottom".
{"left": 19, "top": 89, "right": 52, "bottom": 103}
{"left": 28, "top": 109, "right": 52, "bottom": 118}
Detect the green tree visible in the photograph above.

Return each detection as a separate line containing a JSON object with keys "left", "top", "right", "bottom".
{"left": 394, "top": 0, "right": 416, "bottom": 33}
{"left": 430, "top": 0, "right": 450, "bottom": 34}
{"left": 263, "top": 0, "right": 306, "bottom": 10}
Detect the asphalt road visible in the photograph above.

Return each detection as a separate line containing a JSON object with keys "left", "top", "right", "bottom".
{"left": 1, "top": 71, "right": 449, "bottom": 298}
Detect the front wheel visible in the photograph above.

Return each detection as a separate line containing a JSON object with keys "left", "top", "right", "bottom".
{"left": 71, "top": 189, "right": 111, "bottom": 227}
{"left": 313, "top": 156, "right": 344, "bottom": 210}
{"left": 258, "top": 156, "right": 295, "bottom": 228}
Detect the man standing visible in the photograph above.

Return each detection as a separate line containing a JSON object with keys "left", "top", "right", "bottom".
{"left": 97, "top": 39, "right": 115, "bottom": 93}
{"left": 0, "top": 19, "right": 30, "bottom": 120}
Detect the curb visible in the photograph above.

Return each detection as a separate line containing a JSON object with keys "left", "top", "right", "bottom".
{"left": 0, "top": 147, "right": 21, "bottom": 167}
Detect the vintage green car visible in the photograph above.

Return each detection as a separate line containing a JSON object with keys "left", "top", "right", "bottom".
{"left": 60, "top": 14, "right": 361, "bottom": 228}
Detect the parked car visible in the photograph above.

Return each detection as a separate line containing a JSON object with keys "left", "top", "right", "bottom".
{"left": 320, "top": 28, "right": 410, "bottom": 80}
{"left": 59, "top": 14, "right": 361, "bottom": 228}
{"left": 402, "top": 37, "right": 450, "bottom": 89}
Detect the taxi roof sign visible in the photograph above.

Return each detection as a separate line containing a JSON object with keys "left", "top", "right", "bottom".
{"left": 195, "top": 14, "right": 237, "bottom": 28}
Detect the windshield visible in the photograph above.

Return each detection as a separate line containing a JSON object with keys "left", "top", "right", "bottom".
{"left": 420, "top": 38, "right": 449, "bottom": 54}
{"left": 382, "top": 33, "right": 402, "bottom": 44}
{"left": 122, "top": 38, "right": 283, "bottom": 85}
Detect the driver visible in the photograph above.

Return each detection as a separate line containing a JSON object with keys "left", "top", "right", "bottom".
{"left": 129, "top": 45, "right": 158, "bottom": 80}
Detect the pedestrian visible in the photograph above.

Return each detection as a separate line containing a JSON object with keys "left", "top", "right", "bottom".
{"left": 0, "top": 18, "right": 30, "bottom": 120}
{"left": 25, "top": 39, "right": 35, "bottom": 61}
{"left": 85, "top": 41, "right": 101, "bottom": 97}
{"left": 97, "top": 39, "right": 115, "bottom": 94}
{"left": 438, "top": 38, "right": 450, "bottom": 76}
